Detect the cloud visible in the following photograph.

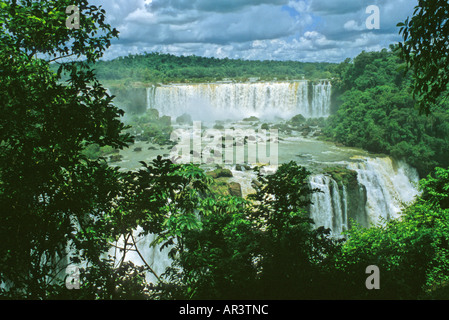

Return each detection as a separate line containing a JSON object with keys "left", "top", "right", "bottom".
{"left": 91, "top": 0, "right": 419, "bottom": 62}
{"left": 310, "top": 0, "right": 366, "bottom": 15}
{"left": 150, "top": 0, "right": 289, "bottom": 13}
{"left": 344, "top": 20, "right": 366, "bottom": 31}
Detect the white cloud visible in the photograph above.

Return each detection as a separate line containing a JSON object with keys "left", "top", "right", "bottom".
{"left": 344, "top": 20, "right": 365, "bottom": 31}
{"left": 91, "top": 0, "right": 419, "bottom": 62}
{"left": 125, "top": 7, "right": 156, "bottom": 23}
{"left": 287, "top": 0, "right": 309, "bottom": 14}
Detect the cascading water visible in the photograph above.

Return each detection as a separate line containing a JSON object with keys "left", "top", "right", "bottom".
{"left": 110, "top": 80, "right": 422, "bottom": 284}
{"left": 348, "top": 157, "right": 420, "bottom": 226}
{"left": 310, "top": 81, "right": 332, "bottom": 118}
{"left": 146, "top": 80, "right": 332, "bottom": 120}
{"left": 109, "top": 229, "right": 173, "bottom": 284}
{"left": 309, "top": 174, "right": 348, "bottom": 236}
{"left": 308, "top": 156, "right": 420, "bottom": 236}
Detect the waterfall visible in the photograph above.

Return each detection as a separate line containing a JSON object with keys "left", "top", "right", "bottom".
{"left": 311, "top": 81, "right": 332, "bottom": 118}
{"left": 146, "top": 80, "right": 332, "bottom": 120}
{"left": 109, "top": 228, "right": 173, "bottom": 284}
{"left": 309, "top": 174, "right": 349, "bottom": 236}
{"left": 309, "top": 156, "right": 420, "bottom": 237}
{"left": 348, "top": 157, "right": 420, "bottom": 226}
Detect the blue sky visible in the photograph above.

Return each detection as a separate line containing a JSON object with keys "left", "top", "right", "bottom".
{"left": 90, "top": 0, "right": 418, "bottom": 63}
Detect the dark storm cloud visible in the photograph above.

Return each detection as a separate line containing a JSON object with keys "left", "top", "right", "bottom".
{"left": 91, "top": 0, "right": 419, "bottom": 62}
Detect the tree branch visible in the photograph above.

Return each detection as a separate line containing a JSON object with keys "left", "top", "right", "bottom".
{"left": 130, "top": 233, "right": 163, "bottom": 284}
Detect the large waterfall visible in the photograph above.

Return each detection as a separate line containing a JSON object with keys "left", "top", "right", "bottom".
{"left": 347, "top": 157, "right": 420, "bottom": 225}
{"left": 309, "top": 157, "right": 420, "bottom": 236}
{"left": 309, "top": 175, "right": 351, "bottom": 236}
{"left": 146, "top": 80, "right": 332, "bottom": 120}
{"left": 106, "top": 80, "right": 422, "bottom": 284}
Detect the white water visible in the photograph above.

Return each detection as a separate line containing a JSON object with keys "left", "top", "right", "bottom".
{"left": 147, "top": 80, "right": 331, "bottom": 121}
{"left": 110, "top": 81, "right": 421, "bottom": 285}
{"left": 84, "top": 153, "right": 421, "bottom": 289}
{"left": 309, "top": 174, "right": 348, "bottom": 236}
{"left": 109, "top": 228, "right": 172, "bottom": 284}
{"left": 307, "top": 157, "right": 420, "bottom": 236}
{"left": 348, "top": 157, "right": 420, "bottom": 226}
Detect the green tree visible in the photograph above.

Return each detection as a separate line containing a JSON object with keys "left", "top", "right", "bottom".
{"left": 398, "top": 0, "right": 449, "bottom": 114}
{"left": 339, "top": 167, "right": 449, "bottom": 299}
{"left": 324, "top": 49, "right": 449, "bottom": 177}
{"left": 0, "top": 0, "right": 133, "bottom": 298}
{"left": 162, "top": 162, "right": 344, "bottom": 300}
{"left": 164, "top": 195, "right": 257, "bottom": 300}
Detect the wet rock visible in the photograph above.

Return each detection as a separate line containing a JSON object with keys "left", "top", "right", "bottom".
{"left": 176, "top": 113, "right": 193, "bottom": 125}
{"left": 228, "top": 182, "right": 242, "bottom": 197}
{"left": 206, "top": 168, "right": 233, "bottom": 179}
{"left": 209, "top": 179, "right": 230, "bottom": 196}
{"left": 209, "top": 179, "right": 242, "bottom": 198}
{"left": 211, "top": 150, "right": 222, "bottom": 157}
{"left": 189, "top": 150, "right": 201, "bottom": 157}
{"left": 288, "top": 114, "right": 306, "bottom": 127}
{"left": 109, "top": 154, "right": 123, "bottom": 163}
{"left": 243, "top": 116, "right": 259, "bottom": 122}
{"left": 252, "top": 179, "right": 262, "bottom": 188}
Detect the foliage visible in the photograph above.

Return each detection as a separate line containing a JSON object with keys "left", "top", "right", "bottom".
{"left": 419, "top": 167, "right": 449, "bottom": 210}
{"left": 0, "top": 0, "right": 136, "bottom": 298}
{"left": 161, "top": 162, "right": 344, "bottom": 300}
{"left": 247, "top": 162, "right": 345, "bottom": 299}
{"left": 0, "top": 0, "right": 340, "bottom": 300}
{"left": 287, "top": 114, "right": 306, "bottom": 127}
{"left": 324, "top": 48, "right": 449, "bottom": 177}
{"left": 125, "top": 108, "right": 173, "bottom": 145}
{"left": 163, "top": 195, "right": 257, "bottom": 299}
{"left": 322, "top": 167, "right": 359, "bottom": 187}
{"left": 175, "top": 113, "right": 193, "bottom": 125}
{"left": 93, "top": 52, "right": 336, "bottom": 85}
{"left": 398, "top": 0, "right": 449, "bottom": 114}
{"left": 4, "top": 0, "right": 449, "bottom": 301}
{"left": 338, "top": 167, "right": 449, "bottom": 299}
{"left": 35, "top": 156, "right": 212, "bottom": 299}
{"left": 82, "top": 143, "right": 117, "bottom": 160}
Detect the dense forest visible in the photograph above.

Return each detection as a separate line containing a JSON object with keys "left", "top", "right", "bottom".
{"left": 92, "top": 52, "right": 335, "bottom": 84}
{"left": 92, "top": 47, "right": 449, "bottom": 178}
{"left": 324, "top": 47, "right": 449, "bottom": 177}
{"left": 2, "top": 0, "right": 449, "bottom": 302}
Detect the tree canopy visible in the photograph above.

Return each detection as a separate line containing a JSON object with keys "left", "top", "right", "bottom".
{"left": 91, "top": 52, "right": 335, "bottom": 85}
{"left": 398, "top": 0, "right": 449, "bottom": 114}
{"left": 0, "top": 0, "right": 131, "bottom": 298}
{"left": 324, "top": 48, "right": 449, "bottom": 177}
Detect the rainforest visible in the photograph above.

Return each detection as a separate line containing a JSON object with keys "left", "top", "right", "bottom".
{"left": 1, "top": 0, "right": 449, "bottom": 302}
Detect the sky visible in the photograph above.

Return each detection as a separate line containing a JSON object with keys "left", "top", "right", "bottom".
{"left": 90, "top": 0, "right": 418, "bottom": 63}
